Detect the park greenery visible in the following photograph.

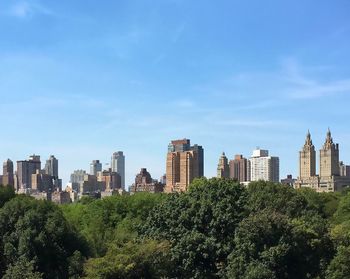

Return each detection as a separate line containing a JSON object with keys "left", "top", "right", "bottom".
{"left": 1, "top": 178, "right": 350, "bottom": 278}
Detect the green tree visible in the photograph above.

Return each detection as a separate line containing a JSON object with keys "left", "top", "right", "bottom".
{"left": 0, "top": 185, "right": 15, "bottom": 208}
{"left": 0, "top": 196, "right": 89, "bottom": 279}
{"left": 298, "top": 188, "right": 341, "bottom": 219}
{"left": 83, "top": 239, "right": 171, "bottom": 279}
{"left": 332, "top": 192, "right": 350, "bottom": 225}
{"left": 61, "top": 193, "right": 165, "bottom": 257}
{"left": 226, "top": 210, "right": 333, "bottom": 279}
{"left": 326, "top": 245, "right": 350, "bottom": 279}
{"left": 142, "top": 178, "right": 248, "bottom": 278}
{"left": 247, "top": 181, "right": 309, "bottom": 217}
{"left": 2, "top": 258, "right": 42, "bottom": 279}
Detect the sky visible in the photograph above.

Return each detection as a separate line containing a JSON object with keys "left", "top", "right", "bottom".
{"left": 0, "top": 0, "right": 350, "bottom": 187}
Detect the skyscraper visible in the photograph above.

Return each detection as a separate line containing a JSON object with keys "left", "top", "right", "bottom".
{"left": 2, "top": 159, "right": 14, "bottom": 187}
{"left": 16, "top": 155, "right": 41, "bottom": 190}
{"left": 217, "top": 152, "right": 229, "bottom": 178}
{"left": 90, "top": 160, "right": 102, "bottom": 176}
{"left": 299, "top": 130, "right": 316, "bottom": 179}
{"left": 165, "top": 139, "right": 204, "bottom": 193}
{"left": 229, "top": 155, "right": 250, "bottom": 182}
{"left": 320, "top": 129, "right": 340, "bottom": 177}
{"left": 249, "top": 148, "right": 279, "bottom": 182}
{"left": 111, "top": 151, "right": 125, "bottom": 189}
{"left": 44, "top": 155, "right": 59, "bottom": 178}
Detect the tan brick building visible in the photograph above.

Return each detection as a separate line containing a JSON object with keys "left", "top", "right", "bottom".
{"left": 165, "top": 139, "right": 204, "bottom": 193}
{"left": 217, "top": 152, "right": 229, "bottom": 178}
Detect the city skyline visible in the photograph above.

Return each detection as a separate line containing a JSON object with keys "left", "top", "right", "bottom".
{"left": 1, "top": 0, "right": 350, "bottom": 186}
{"left": 1, "top": 128, "right": 350, "bottom": 188}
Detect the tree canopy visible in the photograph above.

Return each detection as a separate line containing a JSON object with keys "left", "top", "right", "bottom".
{"left": 1, "top": 179, "right": 350, "bottom": 278}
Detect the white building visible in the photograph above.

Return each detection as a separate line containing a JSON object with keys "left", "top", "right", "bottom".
{"left": 249, "top": 148, "right": 279, "bottom": 182}
{"left": 111, "top": 151, "right": 125, "bottom": 189}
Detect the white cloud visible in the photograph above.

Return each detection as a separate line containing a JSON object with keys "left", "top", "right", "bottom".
{"left": 8, "top": 1, "right": 53, "bottom": 18}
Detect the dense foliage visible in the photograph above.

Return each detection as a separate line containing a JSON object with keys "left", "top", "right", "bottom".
{"left": 1, "top": 179, "right": 350, "bottom": 278}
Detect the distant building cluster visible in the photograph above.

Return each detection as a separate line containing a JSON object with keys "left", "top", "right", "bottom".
{"left": 67, "top": 151, "right": 126, "bottom": 199}
{"left": 217, "top": 148, "right": 280, "bottom": 183}
{"left": 0, "top": 155, "right": 66, "bottom": 203}
{"left": 1, "top": 130, "right": 349, "bottom": 202}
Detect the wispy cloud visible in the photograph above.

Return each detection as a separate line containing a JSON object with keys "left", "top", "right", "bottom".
{"left": 208, "top": 118, "right": 290, "bottom": 128}
{"left": 282, "top": 57, "right": 350, "bottom": 99}
{"left": 287, "top": 79, "right": 350, "bottom": 99}
{"left": 8, "top": 1, "right": 53, "bottom": 18}
{"left": 194, "top": 56, "right": 350, "bottom": 105}
{"left": 174, "top": 99, "right": 195, "bottom": 108}
{"left": 172, "top": 22, "right": 186, "bottom": 43}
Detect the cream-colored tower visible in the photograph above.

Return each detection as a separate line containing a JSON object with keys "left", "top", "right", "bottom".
{"left": 320, "top": 129, "right": 339, "bottom": 178}
{"left": 299, "top": 130, "right": 316, "bottom": 179}
{"left": 217, "top": 152, "right": 229, "bottom": 178}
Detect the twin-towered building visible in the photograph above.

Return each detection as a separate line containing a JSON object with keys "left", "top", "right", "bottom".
{"left": 295, "top": 129, "right": 350, "bottom": 192}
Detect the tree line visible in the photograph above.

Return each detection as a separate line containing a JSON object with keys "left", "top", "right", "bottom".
{"left": 1, "top": 178, "right": 350, "bottom": 278}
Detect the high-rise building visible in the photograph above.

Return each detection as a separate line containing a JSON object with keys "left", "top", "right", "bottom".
{"left": 32, "top": 170, "right": 53, "bottom": 192}
{"left": 44, "top": 155, "right": 59, "bottom": 178}
{"left": 70, "top": 170, "right": 86, "bottom": 184}
{"left": 2, "top": 159, "right": 14, "bottom": 187}
{"left": 249, "top": 148, "right": 279, "bottom": 183}
{"left": 69, "top": 170, "right": 87, "bottom": 193}
{"left": 111, "top": 151, "right": 125, "bottom": 189}
{"left": 320, "top": 129, "right": 340, "bottom": 177}
{"left": 229, "top": 155, "right": 250, "bottom": 182}
{"left": 295, "top": 129, "right": 350, "bottom": 192}
{"left": 165, "top": 139, "right": 204, "bottom": 193}
{"left": 217, "top": 152, "right": 229, "bottom": 178}
{"left": 299, "top": 131, "right": 316, "bottom": 179}
{"left": 90, "top": 160, "right": 102, "bottom": 176}
{"left": 16, "top": 155, "right": 41, "bottom": 190}
{"left": 97, "top": 168, "right": 121, "bottom": 191}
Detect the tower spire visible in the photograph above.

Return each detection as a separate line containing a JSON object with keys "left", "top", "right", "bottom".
{"left": 325, "top": 128, "right": 333, "bottom": 145}
{"left": 305, "top": 130, "right": 312, "bottom": 145}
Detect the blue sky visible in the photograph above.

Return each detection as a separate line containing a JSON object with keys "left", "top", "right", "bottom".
{"left": 1, "top": 0, "right": 350, "bottom": 186}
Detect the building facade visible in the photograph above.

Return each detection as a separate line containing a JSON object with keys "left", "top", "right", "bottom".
{"left": 229, "top": 155, "right": 250, "bottom": 182}
{"left": 165, "top": 139, "right": 204, "bottom": 192}
{"left": 90, "top": 160, "right": 102, "bottom": 176}
{"left": 130, "top": 168, "right": 164, "bottom": 193}
{"left": 299, "top": 131, "right": 316, "bottom": 179}
{"left": 249, "top": 149, "right": 279, "bottom": 183}
{"left": 97, "top": 168, "right": 122, "bottom": 191}
{"left": 295, "top": 129, "right": 350, "bottom": 192}
{"left": 44, "top": 155, "right": 58, "bottom": 178}
{"left": 16, "top": 155, "right": 41, "bottom": 190}
{"left": 2, "top": 159, "right": 14, "bottom": 187}
{"left": 111, "top": 151, "right": 125, "bottom": 189}
{"left": 217, "top": 152, "right": 229, "bottom": 178}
